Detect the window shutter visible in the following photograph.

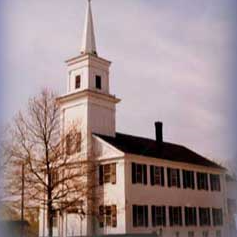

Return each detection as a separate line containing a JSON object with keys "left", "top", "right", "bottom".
{"left": 179, "top": 207, "right": 182, "bottom": 226}
{"left": 150, "top": 166, "right": 154, "bottom": 186}
{"left": 169, "top": 207, "right": 173, "bottom": 226}
{"left": 144, "top": 206, "right": 148, "bottom": 227}
{"left": 132, "top": 163, "right": 136, "bottom": 184}
{"left": 192, "top": 172, "right": 195, "bottom": 189}
{"left": 161, "top": 167, "right": 165, "bottom": 186}
{"left": 143, "top": 165, "right": 147, "bottom": 185}
{"left": 162, "top": 206, "right": 166, "bottom": 226}
{"left": 111, "top": 205, "right": 117, "bottom": 227}
{"left": 207, "top": 208, "right": 211, "bottom": 226}
{"left": 212, "top": 208, "right": 216, "bottom": 226}
{"left": 206, "top": 174, "right": 209, "bottom": 191}
{"left": 183, "top": 170, "right": 186, "bottom": 189}
{"left": 76, "top": 132, "right": 81, "bottom": 153}
{"left": 197, "top": 173, "right": 200, "bottom": 189}
{"left": 133, "top": 205, "right": 137, "bottom": 227}
{"left": 99, "top": 206, "right": 104, "bottom": 227}
{"left": 210, "top": 174, "right": 213, "bottom": 191}
{"left": 220, "top": 209, "right": 223, "bottom": 225}
{"left": 151, "top": 205, "right": 156, "bottom": 227}
{"left": 167, "top": 168, "right": 171, "bottom": 187}
{"left": 66, "top": 134, "right": 71, "bottom": 155}
{"left": 194, "top": 207, "right": 197, "bottom": 226}
{"left": 185, "top": 207, "right": 188, "bottom": 226}
{"left": 199, "top": 207, "right": 202, "bottom": 226}
{"left": 177, "top": 169, "right": 181, "bottom": 188}
{"left": 218, "top": 176, "right": 221, "bottom": 191}
{"left": 111, "top": 163, "right": 116, "bottom": 184}
{"left": 99, "top": 165, "right": 104, "bottom": 185}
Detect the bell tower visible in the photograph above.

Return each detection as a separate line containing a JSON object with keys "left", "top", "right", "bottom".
{"left": 58, "top": 0, "right": 120, "bottom": 139}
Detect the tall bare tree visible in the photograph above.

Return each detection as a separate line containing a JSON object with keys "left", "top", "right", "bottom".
{"left": 3, "top": 89, "right": 97, "bottom": 237}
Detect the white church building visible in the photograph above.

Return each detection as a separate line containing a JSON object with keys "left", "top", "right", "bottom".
{"left": 39, "top": 1, "right": 236, "bottom": 237}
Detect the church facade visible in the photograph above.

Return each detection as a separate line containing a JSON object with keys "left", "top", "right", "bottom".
{"left": 39, "top": 1, "right": 235, "bottom": 237}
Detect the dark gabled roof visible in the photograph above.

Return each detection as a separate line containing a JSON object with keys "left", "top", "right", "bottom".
{"left": 95, "top": 132, "right": 224, "bottom": 170}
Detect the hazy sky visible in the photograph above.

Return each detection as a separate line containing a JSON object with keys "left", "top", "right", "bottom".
{"left": 1, "top": 0, "right": 237, "bottom": 164}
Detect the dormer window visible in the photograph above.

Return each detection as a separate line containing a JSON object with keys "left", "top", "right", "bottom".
{"left": 75, "top": 75, "right": 81, "bottom": 89}
{"left": 96, "top": 75, "right": 102, "bottom": 89}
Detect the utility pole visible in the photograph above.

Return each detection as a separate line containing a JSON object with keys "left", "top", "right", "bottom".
{"left": 21, "top": 163, "right": 25, "bottom": 237}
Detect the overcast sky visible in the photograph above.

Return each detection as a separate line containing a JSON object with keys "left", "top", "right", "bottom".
{"left": 1, "top": 0, "right": 237, "bottom": 164}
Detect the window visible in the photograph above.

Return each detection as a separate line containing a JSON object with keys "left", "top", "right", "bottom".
{"left": 52, "top": 210, "right": 57, "bottom": 228}
{"left": 67, "top": 207, "right": 79, "bottom": 214}
{"left": 175, "top": 232, "right": 180, "bottom": 237}
{"left": 210, "top": 174, "right": 221, "bottom": 191}
{"left": 216, "top": 230, "right": 221, "bottom": 237}
{"left": 151, "top": 206, "right": 166, "bottom": 227}
{"left": 99, "top": 163, "right": 116, "bottom": 185}
{"left": 99, "top": 205, "right": 117, "bottom": 228}
{"left": 199, "top": 208, "right": 211, "bottom": 226}
{"left": 66, "top": 132, "right": 81, "bottom": 155}
{"left": 95, "top": 75, "right": 102, "bottom": 89}
{"left": 67, "top": 200, "right": 83, "bottom": 215}
{"left": 227, "top": 199, "right": 237, "bottom": 214}
{"left": 183, "top": 170, "right": 195, "bottom": 189}
{"left": 75, "top": 75, "right": 81, "bottom": 89}
{"left": 50, "top": 169, "right": 59, "bottom": 187}
{"left": 150, "top": 166, "right": 164, "bottom": 186}
{"left": 188, "top": 231, "right": 195, "bottom": 237}
{"left": 203, "top": 231, "right": 209, "bottom": 237}
{"left": 212, "top": 208, "right": 223, "bottom": 226}
{"left": 132, "top": 163, "right": 147, "bottom": 185}
{"left": 169, "top": 206, "right": 182, "bottom": 226}
{"left": 167, "top": 168, "right": 180, "bottom": 188}
{"left": 133, "top": 205, "right": 148, "bottom": 227}
{"left": 185, "top": 207, "right": 197, "bottom": 226}
{"left": 197, "top": 172, "right": 208, "bottom": 190}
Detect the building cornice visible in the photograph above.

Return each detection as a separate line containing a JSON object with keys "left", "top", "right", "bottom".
{"left": 65, "top": 54, "right": 111, "bottom": 67}
{"left": 56, "top": 89, "right": 120, "bottom": 105}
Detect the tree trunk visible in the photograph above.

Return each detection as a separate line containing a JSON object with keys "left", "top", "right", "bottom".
{"left": 47, "top": 200, "right": 53, "bottom": 237}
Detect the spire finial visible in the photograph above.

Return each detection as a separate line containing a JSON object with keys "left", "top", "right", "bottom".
{"left": 80, "top": 0, "right": 97, "bottom": 56}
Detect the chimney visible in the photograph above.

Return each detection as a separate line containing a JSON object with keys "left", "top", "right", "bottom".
{"left": 155, "top": 122, "right": 163, "bottom": 144}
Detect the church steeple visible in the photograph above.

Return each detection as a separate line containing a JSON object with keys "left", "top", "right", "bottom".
{"left": 80, "top": 0, "right": 97, "bottom": 56}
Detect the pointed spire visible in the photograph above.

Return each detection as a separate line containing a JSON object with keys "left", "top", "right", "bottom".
{"left": 80, "top": 0, "right": 97, "bottom": 56}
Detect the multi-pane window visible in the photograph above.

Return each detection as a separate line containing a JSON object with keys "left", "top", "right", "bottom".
{"left": 212, "top": 208, "right": 223, "bottom": 226}
{"left": 99, "top": 205, "right": 117, "bottom": 228}
{"left": 99, "top": 163, "right": 116, "bottom": 185}
{"left": 169, "top": 206, "right": 182, "bottom": 226}
{"left": 132, "top": 163, "right": 147, "bottom": 185}
{"left": 210, "top": 174, "right": 221, "bottom": 191}
{"left": 75, "top": 75, "right": 81, "bottom": 89}
{"left": 185, "top": 207, "right": 197, "bottom": 226}
{"left": 67, "top": 207, "right": 79, "bottom": 214}
{"left": 66, "top": 132, "right": 81, "bottom": 155}
{"left": 216, "top": 230, "right": 222, "bottom": 237}
{"left": 199, "top": 208, "right": 211, "bottom": 226}
{"left": 197, "top": 172, "right": 209, "bottom": 191}
{"left": 150, "top": 166, "right": 164, "bottom": 186}
{"left": 188, "top": 231, "right": 195, "bottom": 237}
{"left": 133, "top": 205, "right": 148, "bottom": 227}
{"left": 50, "top": 169, "right": 59, "bottom": 187}
{"left": 151, "top": 206, "right": 166, "bottom": 227}
{"left": 203, "top": 231, "right": 209, "bottom": 237}
{"left": 227, "top": 198, "right": 237, "bottom": 215}
{"left": 52, "top": 210, "right": 57, "bottom": 228}
{"left": 167, "top": 168, "right": 180, "bottom": 188}
{"left": 183, "top": 170, "right": 195, "bottom": 189}
{"left": 96, "top": 75, "right": 102, "bottom": 89}
{"left": 175, "top": 232, "right": 180, "bottom": 237}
